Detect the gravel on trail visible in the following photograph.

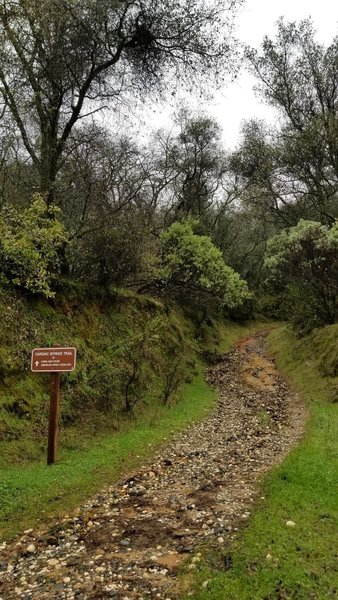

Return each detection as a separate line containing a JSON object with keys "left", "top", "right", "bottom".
{"left": 0, "top": 331, "right": 306, "bottom": 600}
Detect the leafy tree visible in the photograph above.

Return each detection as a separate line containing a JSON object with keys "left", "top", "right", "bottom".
{"left": 214, "top": 204, "right": 273, "bottom": 287}
{"left": 0, "top": 0, "right": 241, "bottom": 204}
{"left": 70, "top": 211, "right": 150, "bottom": 287}
{"left": 0, "top": 194, "right": 68, "bottom": 297}
{"left": 167, "top": 112, "right": 228, "bottom": 220}
{"left": 155, "top": 220, "right": 251, "bottom": 311}
{"left": 229, "top": 120, "right": 306, "bottom": 228}
{"left": 265, "top": 220, "right": 338, "bottom": 330}
{"left": 244, "top": 20, "right": 338, "bottom": 224}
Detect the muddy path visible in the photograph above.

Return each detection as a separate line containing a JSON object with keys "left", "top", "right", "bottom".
{"left": 0, "top": 331, "right": 306, "bottom": 600}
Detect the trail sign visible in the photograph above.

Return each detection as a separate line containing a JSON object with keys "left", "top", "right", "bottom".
{"left": 31, "top": 347, "right": 76, "bottom": 372}
{"left": 31, "top": 346, "right": 76, "bottom": 465}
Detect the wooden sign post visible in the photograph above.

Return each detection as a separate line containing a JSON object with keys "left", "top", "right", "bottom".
{"left": 48, "top": 372, "right": 61, "bottom": 465}
{"left": 31, "top": 347, "right": 76, "bottom": 465}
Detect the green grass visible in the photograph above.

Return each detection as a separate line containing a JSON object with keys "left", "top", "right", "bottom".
{"left": 182, "top": 324, "right": 338, "bottom": 600}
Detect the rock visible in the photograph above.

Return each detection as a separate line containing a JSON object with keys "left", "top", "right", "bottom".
{"left": 286, "top": 520, "right": 296, "bottom": 527}
{"left": 47, "top": 558, "right": 59, "bottom": 567}
{"left": 25, "top": 544, "right": 36, "bottom": 554}
{"left": 95, "top": 566, "right": 105, "bottom": 573}
{"left": 181, "top": 545, "right": 194, "bottom": 553}
{"left": 66, "top": 556, "right": 82, "bottom": 567}
{"left": 46, "top": 535, "right": 59, "bottom": 546}
{"left": 173, "top": 530, "right": 190, "bottom": 538}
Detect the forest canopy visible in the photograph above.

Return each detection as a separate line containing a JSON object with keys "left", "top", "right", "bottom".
{"left": 0, "top": 8, "right": 337, "bottom": 332}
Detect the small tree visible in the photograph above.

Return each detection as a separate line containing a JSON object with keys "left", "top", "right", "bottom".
{"left": 0, "top": 194, "right": 68, "bottom": 297}
{"left": 160, "top": 347, "right": 190, "bottom": 405}
{"left": 119, "top": 332, "right": 149, "bottom": 413}
{"left": 116, "top": 318, "right": 162, "bottom": 412}
{"left": 155, "top": 220, "right": 251, "bottom": 312}
{"left": 265, "top": 219, "right": 338, "bottom": 330}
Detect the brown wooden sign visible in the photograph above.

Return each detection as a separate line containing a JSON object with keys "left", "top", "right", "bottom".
{"left": 31, "top": 346, "right": 77, "bottom": 465}
{"left": 31, "top": 347, "right": 76, "bottom": 373}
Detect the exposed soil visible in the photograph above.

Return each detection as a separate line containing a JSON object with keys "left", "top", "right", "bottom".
{"left": 0, "top": 331, "right": 307, "bottom": 600}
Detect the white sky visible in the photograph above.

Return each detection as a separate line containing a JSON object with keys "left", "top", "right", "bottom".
{"left": 135, "top": 0, "right": 338, "bottom": 150}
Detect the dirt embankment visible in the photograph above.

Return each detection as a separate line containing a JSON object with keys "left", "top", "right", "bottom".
{"left": 0, "top": 332, "right": 306, "bottom": 600}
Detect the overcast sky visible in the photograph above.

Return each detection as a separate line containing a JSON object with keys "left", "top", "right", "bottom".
{"left": 211, "top": 0, "right": 338, "bottom": 148}
{"left": 134, "top": 0, "right": 338, "bottom": 150}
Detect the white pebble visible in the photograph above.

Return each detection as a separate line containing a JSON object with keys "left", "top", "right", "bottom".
{"left": 286, "top": 520, "right": 296, "bottom": 527}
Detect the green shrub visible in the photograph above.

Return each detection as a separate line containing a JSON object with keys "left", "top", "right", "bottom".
{"left": 0, "top": 194, "right": 68, "bottom": 298}
{"left": 155, "top": 220, "right": 252, "bottom": 311}
{"left": 265, "top": 220, "right": 338, "bottom": 331}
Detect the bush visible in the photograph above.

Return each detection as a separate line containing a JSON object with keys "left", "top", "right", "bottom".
{"left": 155, "top": 220, "right": 252, "bottom": 312}
{"left": 265, "top": 219, "right": 338, "bottom": 331}
{"left": 0, "top": 194, "right": 68, "bottom": 298}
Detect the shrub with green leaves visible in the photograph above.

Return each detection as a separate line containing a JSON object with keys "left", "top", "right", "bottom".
{"left": 155, "top": 221, "right": 251, "bottom": 311}
{"left": 0, "top": 194, "right": 68, "bottom": 298}
{"left": 265, "top": 219, "right": 338, "bottom": 330}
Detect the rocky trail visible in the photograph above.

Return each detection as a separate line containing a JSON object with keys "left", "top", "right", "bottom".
{"left": 0, "top": 331, "right": 306, "bottom": 600}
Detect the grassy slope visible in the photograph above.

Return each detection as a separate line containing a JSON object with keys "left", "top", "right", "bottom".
{"left": 0, "top": 285, "right": 260, "bottom": 540}
{"left": 183, "top": 324, "right": 338, "bottom": 600}
{"left": 0, "top": 286, "right": 196, "bottom": 460}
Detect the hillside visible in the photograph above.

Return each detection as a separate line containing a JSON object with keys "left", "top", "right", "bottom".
{"left": 0, "top": 286, "right": 198, "bottom": 463}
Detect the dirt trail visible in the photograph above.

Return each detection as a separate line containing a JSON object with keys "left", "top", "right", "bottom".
{"left": 0, "top": 331, "right": 306, "bottom": 600}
